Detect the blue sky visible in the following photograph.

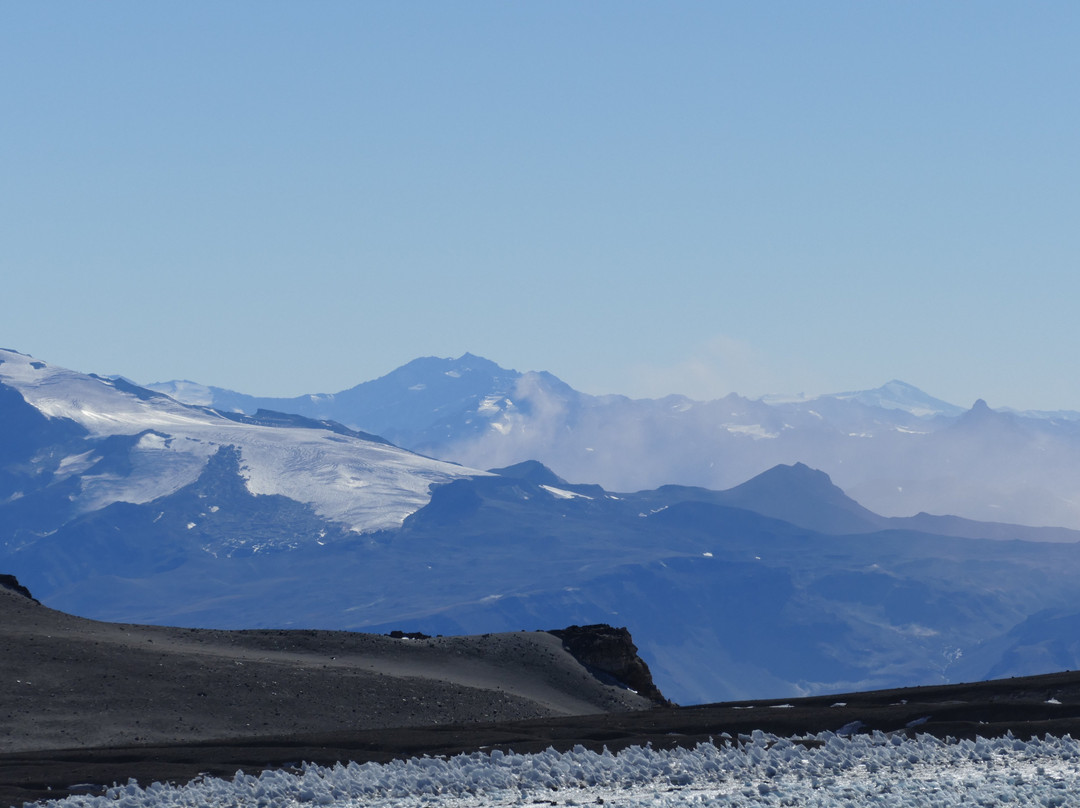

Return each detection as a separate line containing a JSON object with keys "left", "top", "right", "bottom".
{"left": 3, "top": 3, "right": 1079, "bottom": 409}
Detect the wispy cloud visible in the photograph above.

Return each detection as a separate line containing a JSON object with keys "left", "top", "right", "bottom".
{"left": 623, "top": 335, "right": 824, "bottom": 401}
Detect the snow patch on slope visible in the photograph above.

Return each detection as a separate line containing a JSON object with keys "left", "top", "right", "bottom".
{"left": 540, "top": 484, "right": 593, "bottom": 501}
{"left": 723, "top": 424, "right": 779, "bottom": 439}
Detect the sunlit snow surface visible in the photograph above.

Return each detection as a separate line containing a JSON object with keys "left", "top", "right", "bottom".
{"left": 42, "top": 732, "right": 1080, "bottom": 808}
{"left": 539, "top": 484, "right": 593, "bottom": 501}
{"left": 0, "top": 351, "right": 484, "bottom": 533}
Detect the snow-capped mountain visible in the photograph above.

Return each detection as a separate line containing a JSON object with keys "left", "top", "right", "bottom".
{"left": 150, "top": 354, "right": 1080, "bottom": 530}
{"left": 821, "top": 379, "right": 965, "bottom": 417}
{"left": 0, "top": 348, "right": 483, "bottom": 540}
{"left": 146, "top": 353, "right": 536, "bottom": 449}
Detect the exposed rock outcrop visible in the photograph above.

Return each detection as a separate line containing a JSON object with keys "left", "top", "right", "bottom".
{"left": 0, "top": 574, "right": 38, "bottom": 603}
{"left": 386, "top": 630, "right": 432, "bottom": 640}
{"left": 548, "top": 624, "right": 673, "bottom": 707}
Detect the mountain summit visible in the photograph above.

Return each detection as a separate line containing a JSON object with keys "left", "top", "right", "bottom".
{"left": 716, "top": 462, "right": 885, "bottom": 535}
{"left": 826, "top": 379, "right": 965, "bottom": 417}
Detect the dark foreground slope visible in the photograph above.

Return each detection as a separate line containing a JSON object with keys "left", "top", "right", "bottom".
{"left": 0, "top": 579, "right": 656, "bottom": 802}
{"left": 6, "top": 579, "right": 1080, "bottom": 805}
{"left": 6, "top": 669, "right": 1080, "bottom": 806}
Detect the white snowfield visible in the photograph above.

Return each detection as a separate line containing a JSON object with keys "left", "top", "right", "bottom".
{"left": 0, "top": 350, "right": 485, "bottom": 534}
{"left": 40, "top": 731, "right": 1080, "bottom": 808}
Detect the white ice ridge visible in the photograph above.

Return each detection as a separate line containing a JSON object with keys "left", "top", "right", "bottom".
{"left": 42, "top": 731, "right": 1080, "bottom": 808}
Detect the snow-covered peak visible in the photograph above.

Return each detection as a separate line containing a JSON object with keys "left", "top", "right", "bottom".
{"left": 759, "top": 380, "right": 961, "bottom": 417}
{"left": 823, "top": 380, "right": 964, "bottom": 418}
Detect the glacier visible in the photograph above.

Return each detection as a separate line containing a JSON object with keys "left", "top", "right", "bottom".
{"left": 0, "top": 349, "right": 485, "bottom": 534}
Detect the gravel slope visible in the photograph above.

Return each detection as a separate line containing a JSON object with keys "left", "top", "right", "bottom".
{"left": 0, "top": 583, "right": 651, "bottom": 754}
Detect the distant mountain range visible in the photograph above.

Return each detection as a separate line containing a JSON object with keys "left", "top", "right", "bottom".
{"left": 147, "top": 354, "right": 1080, "bottom": 530}
{"left": 7, "top": 347, "right": 1080, "bottom": 705}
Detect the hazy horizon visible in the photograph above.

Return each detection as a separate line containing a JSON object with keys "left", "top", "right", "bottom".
{"left": 5, "top": 3, "right": 1079, "bottom": 410}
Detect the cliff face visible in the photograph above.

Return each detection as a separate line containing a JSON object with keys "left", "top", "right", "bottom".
{"left": 547, "top": 624, "right": 673, "bottom": 707}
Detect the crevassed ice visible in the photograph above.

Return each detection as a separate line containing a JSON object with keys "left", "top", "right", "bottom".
{"left": 42, "top": 731, "right": 1080, "bottom": 808}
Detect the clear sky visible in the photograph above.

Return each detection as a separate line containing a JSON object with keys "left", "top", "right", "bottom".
{"left": 3, "top": 2, "right": 1078, "bottom": 410}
